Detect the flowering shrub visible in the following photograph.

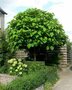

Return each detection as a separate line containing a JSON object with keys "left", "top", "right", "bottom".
{"left": 8, "top": 58, "right": 28, "bottom": 76}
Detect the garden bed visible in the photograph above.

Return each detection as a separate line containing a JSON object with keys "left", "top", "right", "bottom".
{"left": 0, "top": 61, "right": 59, "bottom": 90}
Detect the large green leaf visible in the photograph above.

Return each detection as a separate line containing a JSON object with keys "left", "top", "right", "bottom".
{"left": 27, "top": 44, "right": 32, "bottom": 49}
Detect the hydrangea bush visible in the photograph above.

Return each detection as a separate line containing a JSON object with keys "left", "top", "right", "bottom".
{"left": 8, "top": 58, "right": 28, "bottom": 76}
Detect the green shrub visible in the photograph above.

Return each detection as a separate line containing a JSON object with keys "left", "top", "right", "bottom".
{"left": 44, "top": 81, "right": 52, "bottom": 90}
{"left": 26, "top": 61, "right": 46, "bottom": 72}
{"left": 46, "top": 66, "right": 59, "bottom": 85}
{"left": 8, "top": 58, "right": 28, "bottom": 76}
{"left": 6, "top": 64, "right": 58, "bottom": 90}
{"left": 0, "top": 31, "right": 7, "bottom": 66}
{"left": 0, "top": 61, "right": 58, "bottom": 90}
{"left": 6, "top": 68, "right": 49, "bottom": 90}
{"left": 0, "top": 64, "right": 9, "bottom": 73}
{"left": 44, "top": 65, "right": 59, "bottom": 90}
{"left": 26, "top": 61, "right": 59, "bottom": 84}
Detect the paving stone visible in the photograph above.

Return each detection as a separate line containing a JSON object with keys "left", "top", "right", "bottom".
{"left": 53, "top": 66, "right": 72, "bottom": 90}
{"left": 0, "top": 74, "right": 16, "bottom": 84}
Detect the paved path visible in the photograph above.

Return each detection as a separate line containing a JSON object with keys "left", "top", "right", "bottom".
{"left": 53, "top": 66, "right": 72, "bottom": 90}
{"left": 0, "top": 74, "right": 16, "bottom": 84}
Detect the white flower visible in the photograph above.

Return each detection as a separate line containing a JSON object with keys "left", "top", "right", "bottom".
{"left": 19, "top": 72, "right": 22, "bottom": 75}
{"left": 8, "top": 59, "right": 13, "bottom": 64}
{"left": 10, "top": 67, "right": 13, "bottom": 69}
{"left": 17, "top": 65, "right": 21, "bottom": 69}
{"left": 10, "top": 70, "right": 12, "bottom": 73}
{"left": 15, "top": 69, "right": 18, "bottom": 72}
{"left": 8, "top": 58, "right": 16, "bottom": 64}
{"left": 12, "top": 63, "right": 16, "bottom": 66}
{"left": 23, "top": 64, "right": 27, "bottom": 68}
{"left": 14, "top": 61, "right": 17, "bottom": 65}
{"left": 18, "top": 62, "right": 22, "bottom": 65}
{"left": 19, "top": 65, "right": 21, "bottom": 68}
{"left": 18, "top": 59, "right": 22, "bottom": 62}
{"left": 13, "top": 58, "right": 16, "bottom": 61}
{"left": 19, "top": 67, "right": 23, "bottom": 70}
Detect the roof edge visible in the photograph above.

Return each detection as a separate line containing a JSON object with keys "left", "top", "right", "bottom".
{"left": 0, "top": 7, "right": 7, "bottom": 15}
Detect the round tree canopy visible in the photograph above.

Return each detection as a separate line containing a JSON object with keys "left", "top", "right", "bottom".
{"left": 7, "top": 8, "right": 67, "bottom": 52}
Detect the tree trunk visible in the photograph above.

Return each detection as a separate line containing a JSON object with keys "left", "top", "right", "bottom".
{"left": 45, "top": 52, "right": 47, "bottom": 61}
{"left": 45, "top": 51, "right": 48, "bottom": 65}
{"left": 34, "top": 53, "right": 36, "bottom": 61}
{"left": 34, "top": 48, "right": 36, "bottom": 61}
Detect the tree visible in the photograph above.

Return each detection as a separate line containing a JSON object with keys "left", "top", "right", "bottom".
{"left": 6, "top": 8, "right": 67, "bottom": 60}
{"left": 0, "top": 30, "right": 7, "bottom": 66}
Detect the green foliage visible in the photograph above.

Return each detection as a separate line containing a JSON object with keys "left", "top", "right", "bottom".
{"left": 0, "top": 83, "right": 6, "bottom": 90}
{"left": 6, "top": 64, "right": 58, "bottom": 90}
{"left": 0, "top": 30, "right": 8, "bottom": 66}
{"left": 0, "top": 65, "right": 9, "bottom": 73}
{"left": 0, "top": 62, "right": 58, "bottom": 90}
{"left": 6, "top": 8, "right": 67, "bottom": 52}
{"left": 8, "top": 58, "right": 28, "bottom": 76}
{"left": 44, "top": 81, "right": 52, "bottom": 90}
{"left": 6, "top": 68, "right": 50, "bottom": 90}
{"left": 26, "top": 61, "right": 45, "bottom": 72}
{"left": 47, "top": 65, "right": 59, "bottom": 85}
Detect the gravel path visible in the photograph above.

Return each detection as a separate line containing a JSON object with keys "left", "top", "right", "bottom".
{"left": 53, "top": 66, "right": 72, "bottom": 90}
{"left": 0, "top": 74, "right": 16, "bottom": 85}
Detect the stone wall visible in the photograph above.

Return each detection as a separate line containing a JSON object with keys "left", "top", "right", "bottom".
{"left": 59, "top": 45, "right": 67, "bottom": 68}
{"left": 67, "top": 46, "right": 72, "bottom": 64}
{"left": 15, "top": 45, "right": 68, "bottom": 68}
{"left": 15, "top": 49, "right": 28, "bottom": 59}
